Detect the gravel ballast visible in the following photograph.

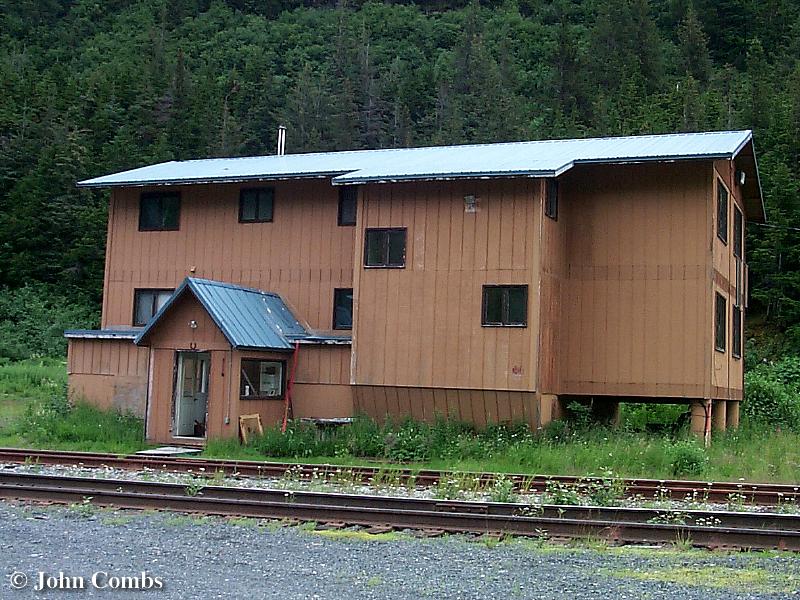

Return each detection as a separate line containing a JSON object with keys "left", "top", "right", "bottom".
{"left": 1, "top": 501, "right": 798, "bottom": 599}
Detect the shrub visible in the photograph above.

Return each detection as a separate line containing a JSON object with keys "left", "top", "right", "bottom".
{"left": 743, "top": 370, "right": 800, "bottom": 430}
{"left": 668, "top": 440, "right": 708, "bottom": 477}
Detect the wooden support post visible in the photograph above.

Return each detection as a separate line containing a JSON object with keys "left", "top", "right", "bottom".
{"left": 727, "top": 400, "right": 740, "bottom": 429}
{"left": 711, "top": 400, "right": 727, "bottom": 432}
{"left": 690, "top": 400, "right": 712, "bottom": 446}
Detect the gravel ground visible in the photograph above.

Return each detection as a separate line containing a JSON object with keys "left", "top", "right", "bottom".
{"left": 1, "top": 502, "right": 798, "bottom": 599}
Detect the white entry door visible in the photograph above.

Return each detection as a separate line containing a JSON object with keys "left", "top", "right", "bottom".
{"left": 174, "top": 352, "right": 210, "bottom": 438}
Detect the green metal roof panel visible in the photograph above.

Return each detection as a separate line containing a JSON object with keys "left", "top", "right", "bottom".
{"left": 135, "top": 278, "right": 309, "bottom": 350}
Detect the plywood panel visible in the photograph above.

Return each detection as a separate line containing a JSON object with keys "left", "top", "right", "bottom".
{"left": 103, "top": 180, "right": 355, "bottom": 333}
{"left": 352, "top": 180, "right": 538, "bottom": 392}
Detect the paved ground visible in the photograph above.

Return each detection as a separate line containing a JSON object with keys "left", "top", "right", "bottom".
{"left": 0, "top": 501, "right": 797, "bottom": 599}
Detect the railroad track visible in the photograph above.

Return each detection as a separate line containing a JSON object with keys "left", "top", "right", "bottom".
{"left": 1, "top": 471, "right": 799, "bottom": 551}
{"left": 1, "top": 447, "right": 798, "bottom": 506}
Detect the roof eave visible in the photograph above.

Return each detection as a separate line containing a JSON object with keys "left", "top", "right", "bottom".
{"left": 77, "top": 171, "right": 353, "bottom": 189}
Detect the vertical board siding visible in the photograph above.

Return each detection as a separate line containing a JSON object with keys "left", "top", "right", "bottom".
{"left": 67, "top": 338, "right": 149, "bottom": 416}
{"left": 354, "top": 385, "right": 539, "bottom": 429}
{"left": 102, "top": 180, "right": 355, "bottom": 333}
{"left": 558, "top": 163, "right": 711, "bottom": 398}
{"left": 352, "top": 180, "right": 540, "bottom": 392}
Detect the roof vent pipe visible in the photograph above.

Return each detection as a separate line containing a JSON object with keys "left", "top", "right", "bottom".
{"left": 277, "top": 125, "right": 286, "bottom": 156}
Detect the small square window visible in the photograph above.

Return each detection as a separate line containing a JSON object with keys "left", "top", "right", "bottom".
{"left": 139, "top": 192, "right": 180, "bottom": 231}
{"left": 133, "top": 289, "right": 173, "bottom": 326}
{"left": 333, "top": 288, "right": 353, "bottom": 330}
{"left": 717, "top": 180, "right": 728, "bottom": 244}
{"left": 364, "top": 228, "right": 406, "bottom": 268}
{"left": 715, "top": 292, "right": 727, "bottom": 352}
{"left": 733, "top": 206, "right": 743, "bottom": 259}
{"left": 240, "top": 359, "right": 284, "bottom": 399}
{"left": 732, "top": 305, "right": 742, "bottom": 359}
{"left": 239, "top": 188, "right": 274, "bottom": 223}
{"left": 338, "top": 187, "right": 358, "bottom": 226}
{"left": 482, "top": 285, "right": 528, "bottom": 327}
{"left": 545, "top": 179, "right": 558, "bottom": 220}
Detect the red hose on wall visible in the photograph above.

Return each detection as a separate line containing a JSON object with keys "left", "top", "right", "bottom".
{"left": 282, "top": 341, "right": 300, "bottom": 433}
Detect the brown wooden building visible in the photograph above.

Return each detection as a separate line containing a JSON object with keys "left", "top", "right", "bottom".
{"left": 67, "top": 131, "right": 764, "bottom": 443}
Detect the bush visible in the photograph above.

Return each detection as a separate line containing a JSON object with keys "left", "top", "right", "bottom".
{"left": 0, "top": 284, "right": 98, "bottom": 360}
{"left": 743, "top": 369, "right": 800, "bottom": 430}
{"left": 668, "top": 440, "right": 708, "bottom": 476}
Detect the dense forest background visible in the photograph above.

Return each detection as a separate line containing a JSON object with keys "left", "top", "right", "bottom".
{"left": 1, "top": 0, "right": 799, "bottom": 360}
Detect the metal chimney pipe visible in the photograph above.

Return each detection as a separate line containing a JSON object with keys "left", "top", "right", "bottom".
{"left": 277, "top": 125, "right": 286, "bottom": 156}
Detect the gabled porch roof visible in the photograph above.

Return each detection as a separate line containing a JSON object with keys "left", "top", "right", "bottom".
{"left": 134, "top": 278, "right": 349, "bottom": 350}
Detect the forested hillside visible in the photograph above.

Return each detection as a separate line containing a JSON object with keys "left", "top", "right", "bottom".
{"left": 1, "top": 0, "right": 799, "bottom": 359}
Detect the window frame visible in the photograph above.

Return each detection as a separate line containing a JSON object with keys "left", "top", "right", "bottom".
{"left": 733, "top": 205, "right": 743, "bottom": 259}
{"left": 238, "top": 187, "right": 275, "bottom": 223}
{"left": 132, "top": 288, "right": 174, "bottom": 326}
{"left": 363, "top": 227, "right": 407, "bottom": 268}
{"left": 239, "top": 358, "right": 286, "bottom": 400}
{"left": 716, "top": 179, "right": 729, "bottom": 245}
{"left": 732, "top": 305, "right": 742, "bottom": 359}
{"left": 337, "top": 186, "right": 358, "bottom": 226}
{"left": 138, "top": 191, "right": 181, "bottom": 232}
{"left": 332, "top": 288, "right": 354, "bottom": 330}
{"left": 481, "top": 285, "right": 528, "bottom": 327}
{"left": 545, "top": 179, "right": 558, "bottom": 221}
{"left": 714, "top": 292, "right": 727, "bottom": 353}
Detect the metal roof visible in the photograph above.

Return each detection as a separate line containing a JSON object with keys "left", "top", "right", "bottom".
{"left": 64, "top": 328, "right": 141, "bottom": 340}
{"left": 78, "top": 130, "right": 753, "bottom": 188}
{"left": 134, "top": 278, "right": 349, "bottom": 350}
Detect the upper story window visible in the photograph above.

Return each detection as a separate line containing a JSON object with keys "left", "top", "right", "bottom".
{"left": 733, "top": 205, "right": 743, "bottom": 259}
{"left": 139, "top": 192, "right": 180, "bottom": 231}
{"left": 364, "top": 228, "right": 406, "bottom": 268}
{"left": 239, "top": 187, "right": 274, "bottom": 223}
{"left": 716, "top": 179, "right": 728, "bottom": 244}
{"left": 714, "top": 292, "right": 726, "bottom": 352}
{"left": 482, "top": 285, "right": 528, "bottom": 327}
{"left": 732, "top": 306, "right": 742, "bottom": 359}
{"left": 134, "top": 289, "right": 173, "bottom": 326}
{"left": 333, "top": 288, "right": 353, "bottom": 330}
{"left": 545, "top": 179, "right": 558, "bottom": 221}
{"left": 338, "top": 187, "right": 358, "bottom": 226}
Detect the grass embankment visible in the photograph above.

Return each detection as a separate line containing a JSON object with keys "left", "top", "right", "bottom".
{"left": 1, "top": 358, "right": 799, "bottom": 483}
{"left": 0, "top": 358, "right": 146, "bottom": 453}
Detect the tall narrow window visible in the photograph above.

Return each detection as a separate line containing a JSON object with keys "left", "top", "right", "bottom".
{"left": 545, "top": 179, "right": 558, "bottom": 220}
{"left": 717, "top": 180, "right": 728, "bottom": 244}
{"left": 239, "top": 187, "right": 274, "bottom": 223}
{"left": 482, "top": 285, "right": 528, "bottom": 327}
{"left": 733, "top": 206, "right": 743, "bottom": 259}
{"left": 338, "top": 186, "right": 358, "bottom": 226}
{"left": 732, "top": 306, "right": 742, "bottom": 359}
{"left": 133, "top": 289, "right": 173, "bottom": 326}
{"left": 139, "top": 192, "right": 180, "bottom": 231}
{"left": 333, "top": 288, "right": 353, "bottom": 330}
{"left": 364, "top": 228, "right": 406, "bottom": 268}
{"left": 715, "top": 292, "right": 727, "bottom": 352}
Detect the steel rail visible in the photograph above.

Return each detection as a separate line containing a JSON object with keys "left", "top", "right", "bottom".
{"left": 1, "top": 471, "right": 799, "bottom": 551}
{"left": 1, "top": 447, "right": 798, "bottom": 506}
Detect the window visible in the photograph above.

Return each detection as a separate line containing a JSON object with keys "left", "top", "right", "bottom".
{"left": 364, "top": 228, "right": 406, "bottom": 268}
{"left": 717, "top": 180, "right": 728, "bottom": 244}
{"left": 545, "top": 179, "right": 558, "bottom": 220}
{"left": 714, "top": 292, "right": 726, "bottom": 352}
{"left": 338, "top": 186, "right": 358, "bottom": 226}
{"left": 333, "top": 288, "right": 353, "bottom": 330}
{"left": 133, "top": 289, "right": 173, "bottom": 326}
{"left": 239, "top": 187, "right": 274, "bottom": 223}
{"left": 732, "top": 306, "right": 742, "bottom": 359}
{"left": 139, "top": 192, "right": 180, "bottom": 231}
{"left": 733, "top": 206, "right": 743, "bottom": 259}
{"left": 482, "top": 285, "right": 528, "bottom": 327}
{"left": 240, "top": 359, "right": 284, "bottom": 399}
